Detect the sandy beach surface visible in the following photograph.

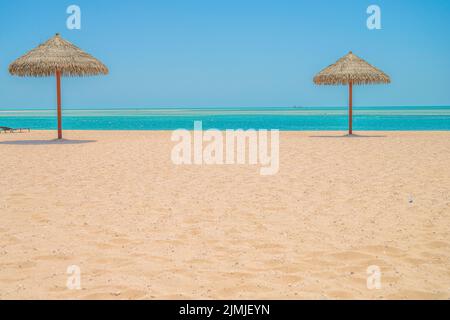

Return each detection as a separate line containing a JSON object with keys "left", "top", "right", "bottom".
{"left": 0, "top": 130, "right": 449, "bottom": 300}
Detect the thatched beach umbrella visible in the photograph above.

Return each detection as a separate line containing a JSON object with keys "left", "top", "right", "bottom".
{"left": 313, "top": 52, "right": 390, "bottom": 135}
{"left": 9, "top": 33, "right": 108, "bottom": 139}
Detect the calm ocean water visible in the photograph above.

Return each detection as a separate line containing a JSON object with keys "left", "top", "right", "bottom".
{"left": 1, "top": 106, "right": 450, "bottom": 131}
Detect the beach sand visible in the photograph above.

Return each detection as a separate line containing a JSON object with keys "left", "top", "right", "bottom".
{"left": 0, "top": 130, "right": 449, "bottom": 300}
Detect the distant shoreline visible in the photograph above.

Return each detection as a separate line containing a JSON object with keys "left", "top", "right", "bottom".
{"left": 2, "top": 105, "right": 450, "bottom": 111}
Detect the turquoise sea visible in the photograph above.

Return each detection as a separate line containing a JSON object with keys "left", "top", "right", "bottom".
{"left": 1, "top": 106, "right": 450, "bottom": 131}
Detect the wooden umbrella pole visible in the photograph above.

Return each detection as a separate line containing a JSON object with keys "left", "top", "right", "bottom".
{"left": 349, "top": 81, "right": 353, "bottom": 135}
{"left": 56, "top": 70, "right": 62, "bottom": 139}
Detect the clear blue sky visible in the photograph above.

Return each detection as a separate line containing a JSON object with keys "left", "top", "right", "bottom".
{"left": 1, "top": 0, "right": 449, "bottom": 109}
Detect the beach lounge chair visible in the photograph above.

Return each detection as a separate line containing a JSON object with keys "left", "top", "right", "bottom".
{"left": 0, "top": 126, "right": 30, "bottom": 133}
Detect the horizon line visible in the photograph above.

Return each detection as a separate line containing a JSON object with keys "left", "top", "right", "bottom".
{"left": 2, "top": 105, "right": 450, "bottom": 111}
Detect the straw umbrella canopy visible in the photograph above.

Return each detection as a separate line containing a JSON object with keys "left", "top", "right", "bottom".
{"left": 313, "top": 51, "right": 390, "bottom": 135}
{"left": 9, "top": 33, "right": 108, "bottom": 139}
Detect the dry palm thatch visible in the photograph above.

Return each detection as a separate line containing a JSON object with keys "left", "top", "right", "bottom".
{"left": 9, "top": 33, "right": 108, "bottom": 77}
{"left": 8, "top": 33, "right": 109, "bottom": 140}
{"left": 313, "top": 51, "right": 390, "bottom": 85}
{"left": 313, "top": 52, "right": 390, "bottom": 135}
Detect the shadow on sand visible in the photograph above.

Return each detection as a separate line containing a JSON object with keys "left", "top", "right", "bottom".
{"left": 310, "top": 134, "right": 387, "bottom": 139}
{"left": 0, "top": 139, "right": 97, "bottom": 146}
